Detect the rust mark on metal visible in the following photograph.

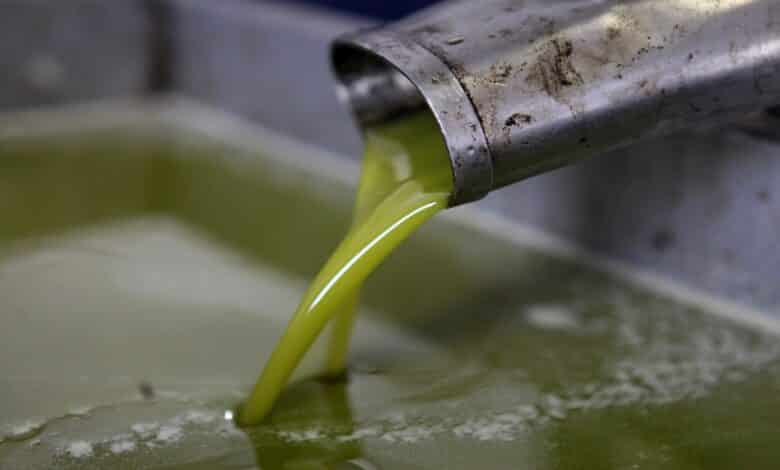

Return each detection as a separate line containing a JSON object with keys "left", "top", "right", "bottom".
{"left": 452, "top": 58, "right": 520, "bottom": 148}
{"left": 526, "top": 38, "right": 584, "bottom": 99}
{"left": 504, "top": 113, "right": 533, "bottom": 127}
{"left": 448, "top": 60, "right": 468, "bottom": 81}
{"left": 484, "top": 62, "right": 514, "bottom": 86}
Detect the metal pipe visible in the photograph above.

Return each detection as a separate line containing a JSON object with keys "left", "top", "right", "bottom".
{"left": 332, "top": 0, "right": 780, "bottom": 206}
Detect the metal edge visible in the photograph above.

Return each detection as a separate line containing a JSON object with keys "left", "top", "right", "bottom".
{"left": 333, "top": 31, "right": 494, "bottom": 206}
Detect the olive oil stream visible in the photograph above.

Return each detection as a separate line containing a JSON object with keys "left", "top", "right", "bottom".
{"left": 238, "top": 112, "right": 453, "bottom": 425}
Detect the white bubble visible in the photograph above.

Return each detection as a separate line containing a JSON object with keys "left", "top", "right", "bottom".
{"left": 64, "top": 441, "right": 93, "bottom": 458}
{"left": 155, "top": 425, "right": 183, "bottom": 443}
{"left": 525, "top": 304, "right": 581, "bottom": 331}
{"left": 109, "top": 439, "right": 136, "bottom": 454}
{"left": 131, "top": 422, "right": 159, "bottom": 439}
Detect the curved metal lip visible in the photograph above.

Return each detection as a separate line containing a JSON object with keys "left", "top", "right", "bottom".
{"left": 332, "top": 30, "right": 494, "bottom": 206}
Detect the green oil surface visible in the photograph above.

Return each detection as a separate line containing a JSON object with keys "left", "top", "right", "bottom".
{"left": 1, "top": 109, "right": 780, "bottom": 470}
{"left": 239, "top": 112, "right": 452, "bottom": 425}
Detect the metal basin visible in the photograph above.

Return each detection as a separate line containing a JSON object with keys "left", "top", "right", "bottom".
{"left": 1, "top": 101, "right": 779, "bottom": 469}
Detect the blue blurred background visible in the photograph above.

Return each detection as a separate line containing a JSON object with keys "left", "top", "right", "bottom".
{"left": 300, "top": 0, "right": 441, "bottom": 20}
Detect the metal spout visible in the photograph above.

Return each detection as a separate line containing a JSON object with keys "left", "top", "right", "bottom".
{"left": 332, "top": 0, "right": 780, "bottom": 206}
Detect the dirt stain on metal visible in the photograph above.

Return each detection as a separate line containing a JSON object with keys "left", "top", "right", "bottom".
{"left": 526, "top": 38, "right": 584, "bottom": 99}
{"left": 504, "top": 113, "right": 533, "bottom": 127}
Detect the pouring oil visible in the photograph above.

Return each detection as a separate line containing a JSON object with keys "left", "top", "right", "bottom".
{"left": 4, "top": 108, "right": 780, "bottom": 469}
{"left": 237, "top": 112, "right": 453, "bottom": 425}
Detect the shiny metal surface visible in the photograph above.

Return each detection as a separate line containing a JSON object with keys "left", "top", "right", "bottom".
{"left": 333, "top": 0, "right": 780, "bottom": 205}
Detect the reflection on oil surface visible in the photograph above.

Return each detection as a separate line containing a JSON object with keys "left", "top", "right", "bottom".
{"left": 1, "top": 112, "right": 779, "bottom": 469}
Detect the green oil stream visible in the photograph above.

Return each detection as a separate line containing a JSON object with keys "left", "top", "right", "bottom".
{"left": 238, "top": 112, "right": 453, "bottom": 425}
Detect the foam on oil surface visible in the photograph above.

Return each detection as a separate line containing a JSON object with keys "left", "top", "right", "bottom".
{"left": 0, "top": 187, "right": 778, "bottom": 468}
{"left": 2, "top": 100, "right": 779, "bottom": 469}
{"left": 0, "top": 217, "right": 450, "bottom": 467}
